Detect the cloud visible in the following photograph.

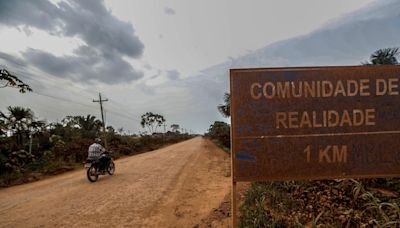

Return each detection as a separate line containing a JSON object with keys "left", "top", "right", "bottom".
{"left": 137, "top": 82, "right": 156, "bottom": 95}
{"left": 57, "top": 0, "right": 143, "bottom": 58}
{"left": 148, "top": 69, "right": 180, "bottom": 81}
{"left": 0, "top": 0, "right": 144, "bottom": 83}
{"left": 143, "top": 63, "right": 152, "bottom": 70}
{"left": 0, "top": 52, "right": 27, "bottom": 68}
{"left": 22, "top": 46, "right": 142, "bottom": 84}
{"left": 0, "top": 0, "right": 60, "bottom": 31}
{"left": 149, "top": 69, "right": 162, "bottom": 80}
{"left": 164, "top": 7, "right": 176, "bottom": 15}
{"left": 165, "top": 70, "right": 180, "bottom": 80}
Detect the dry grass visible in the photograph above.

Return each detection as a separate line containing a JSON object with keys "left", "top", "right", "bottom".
{"left": 239, "top": 179, "right": 400, "bottom": 227}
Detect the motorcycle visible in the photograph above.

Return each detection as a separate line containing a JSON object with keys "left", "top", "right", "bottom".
{"left": 84, "top": 151, "right": 115, "bottom": 182}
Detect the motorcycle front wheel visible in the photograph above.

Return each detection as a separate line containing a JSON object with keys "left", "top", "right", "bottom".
{"left": 107, "top": 161, "right": 115, "bottom": 175}
{"left": 87, "top": 165, "right": 99, "bottom": 182}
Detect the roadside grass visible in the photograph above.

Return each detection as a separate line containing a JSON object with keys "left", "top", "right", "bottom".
{"left": 239, "top": 179, "right": 400, "bottom": 227}
{"left": 239, "top": 182, "right": 302, "bottom": 228}
{"left": 209, "top": 139, "right": 230, "bottom": 154}
{"left": 0, "top": 155, "right": 77, "bottom": 186}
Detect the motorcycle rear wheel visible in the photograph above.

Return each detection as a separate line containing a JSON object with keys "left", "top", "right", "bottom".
{"left": 87, "top": 165, "right": 99, "bottom": 182}
{"left": 107, "top": 161, "right": 115, "bottom": 175}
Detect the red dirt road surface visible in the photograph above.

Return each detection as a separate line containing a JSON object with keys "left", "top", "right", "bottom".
{"left": 0, "top": 137, "right": 231, "bottom": 227}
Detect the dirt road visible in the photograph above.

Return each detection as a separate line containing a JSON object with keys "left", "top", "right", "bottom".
{"left": 0, "top": 137, "right": 231, "bottom": 227}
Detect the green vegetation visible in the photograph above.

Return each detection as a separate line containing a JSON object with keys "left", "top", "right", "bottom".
{"left": 206, "top": 121, "right": 230, "bottom": 150}
{"left": 170, "top": 124, "right": 180, "bottom": 133}
{"left": 140, "top": 112, "right": 166, "bottom": 134}
{"left": 239, "top": 180, "right": 400, "bottom": 227}
{"left": 363, "top": 47, "right": 399, "bottom": 65}
{"left": 0, "top": 107, "right": 192, "bottom": 187}
{"left": 0, "top": 69, "right": 193, "bottom": 187}
{"left": 217, "top": 92, "right": 231, "bottom": 118}
{"left": 205, "top": 91, "right": 231, "bottom": 150}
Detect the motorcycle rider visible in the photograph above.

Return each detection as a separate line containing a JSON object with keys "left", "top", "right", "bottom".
{"left": 87, "top": 138, "right": 109, "bottom": 173}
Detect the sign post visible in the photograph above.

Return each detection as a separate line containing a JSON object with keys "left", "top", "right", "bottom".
{"left": 230, "top": 65, "right": 400, "bottom": 227}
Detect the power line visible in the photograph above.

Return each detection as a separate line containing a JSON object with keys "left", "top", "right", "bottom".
{"left": 32, "top": 91, "right": 98, "bottom": 110}
{"left": 33, "top": 91, "right": 139, "bottom": 122}
{"left": 0, "top": 65, "right": 141, "bottom": 123}
{"left": 107, "top": 109, "right": 139, "bottom": 122}
{"left": 2, "top": 64, "right": 206, "bottom": 114}
{"left": 0, "top": 64, "right": 98, "bottom": 100}
{"left": 1, "top": 63, "right": 207, "bottom": 131}
{"left": 1, "top": 62, "right": 217, "bottom": 111}
{"left": 106, "top": 99, "right": 141, "bottom": 122}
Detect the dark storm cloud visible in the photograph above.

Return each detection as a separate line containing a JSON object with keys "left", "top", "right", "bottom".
{"left": 57, "top": 0, "right": 143, "bottom": 58}
{"left": 0, "top": 52, "right": 27, "bottom": 68}
{"left": 0, "top": 0, "right": 59, "bottom": 31}
{"left": 22, "top": 47, "right": 142, "bottom": 84}
{"left": 164, "top": 7, "right": 176, "bottom": 15}
{"left": 0, "top": 52, "right": 48, "bottom": 91}
{"left": 0, "top": 0, "right": 144, "bottom": 83}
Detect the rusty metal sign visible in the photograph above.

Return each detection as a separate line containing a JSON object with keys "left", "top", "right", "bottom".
{"left": 230, "top": 65, "right": 400, "bottom": 181}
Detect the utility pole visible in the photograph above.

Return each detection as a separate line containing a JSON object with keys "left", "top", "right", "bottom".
{"left": 93, "top": 93, "right": 108, "bottom": 149}
{"left": 29, "top": 132, "right": 33, "bottom": 154}
{"left": 28, "top": 120, "right": 33, "bottom": 154}
{"left": 162, "top": 123, "right": 167, "bottom": 143}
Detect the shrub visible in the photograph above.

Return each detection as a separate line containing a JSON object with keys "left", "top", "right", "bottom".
{"left": 206, "top": 121, "right": 230, "bottom": 148}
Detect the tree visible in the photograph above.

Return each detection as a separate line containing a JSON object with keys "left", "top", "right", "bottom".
{"left": 0, "top": 106, "right": 44, "bottom": 145}
{"left": 140, "top": 112, "right": 166, "bottom": 134}
{"left": 364, "top": 47, "right": 399, "bottom": 65}
{"left": 106, "top": 126, "right": 115, "bottom": 133}
{"left": 62, "top": 115, "right": 101, "bottom": 131}
{"left": 0, "top": 68, "right": 32, "bottom": 93}
{"left": 207, "top": 121, "right": 230, "bottom": 148}
{"left": 75, "top": 115, "right": 102, "bottom": 132}
{"left": 170, "top": 124, "right": 180, "bottom": 133}
{"left": 0, "top": 112, "right": 8, "bottom": 136}
{"left": 218, "top": 92, "right": 231, "bottom": 118}
{"left": 61, "top": 115, "right": 102, "bottom": 138}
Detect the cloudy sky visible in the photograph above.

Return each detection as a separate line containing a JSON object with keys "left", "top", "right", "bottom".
{"left": 0, "top": 0, "right": 376, "bottom": 133}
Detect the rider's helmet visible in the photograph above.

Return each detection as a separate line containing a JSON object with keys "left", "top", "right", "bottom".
{"left": 95, "top": 138, "right": 102, "bottom": 143}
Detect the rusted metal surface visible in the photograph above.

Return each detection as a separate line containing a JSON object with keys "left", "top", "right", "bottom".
{"left": 230, "top": 65, "right": 400, "bottom": 181}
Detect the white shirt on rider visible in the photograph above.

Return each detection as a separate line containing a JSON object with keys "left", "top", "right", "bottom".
{"left": 88, "top": 143, "right": 105, "bottom": 159}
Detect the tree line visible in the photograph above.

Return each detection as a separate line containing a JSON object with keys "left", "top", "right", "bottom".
{"left": 0, "top": 72, "right": 191, "bottom": 186}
